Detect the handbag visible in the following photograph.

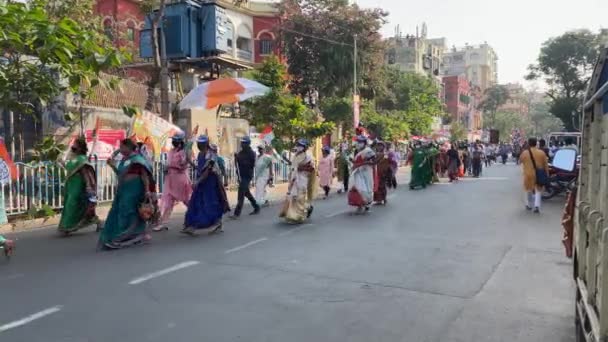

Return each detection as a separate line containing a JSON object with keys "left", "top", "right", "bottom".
{"left": 528, "top": 149, "right": 548, "bottom": 186}
{"left": 138, "top": 195, "right": 157, "bottom": 221}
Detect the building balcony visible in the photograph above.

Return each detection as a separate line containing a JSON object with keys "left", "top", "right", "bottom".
{"left": 237, "top": 49, "right": 252, "bottom": 61}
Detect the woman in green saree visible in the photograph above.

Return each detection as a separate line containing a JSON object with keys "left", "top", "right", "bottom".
{"left": 98, "top": 139, "right": 156, "bottom": 250}
{"left": 58, "top": 137, "right": 99, "bottom": 235}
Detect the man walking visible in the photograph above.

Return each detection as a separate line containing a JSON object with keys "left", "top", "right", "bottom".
{"left": 232, "top": 136, "right": 260, "bottom": 218}
{"left": 254, "top": 144, "right": 274, "bottom": 207}
{"left": 519, "top": 137, "right": 549, "bottom": 213}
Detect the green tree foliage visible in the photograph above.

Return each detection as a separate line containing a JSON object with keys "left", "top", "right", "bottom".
{"left": 449, "top": 121, "right": 467, "bottom": 141}
{"left": 0, "top": 1, "right": 125, "bottom": 118}
{"left": 492, "top": 111, "right": 532, "bottom": 142}
{"left": 526, "top": 29, "right": 608, "bottom": 130}
{"left": 243, "top": 56, "right": 334, "bottom": 150}
{"left": 528, "top": 99, "right": 564, "bottom": 136}
{"left": 479, "top": 84, "right": 510, "bottom": 129}
{"left": 279, "top": 0, "right": 386, "bottom": 98}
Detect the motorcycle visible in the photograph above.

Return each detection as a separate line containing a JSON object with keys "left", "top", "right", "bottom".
{"left": 542, "top": 166, "right": 578, "bottom": 200}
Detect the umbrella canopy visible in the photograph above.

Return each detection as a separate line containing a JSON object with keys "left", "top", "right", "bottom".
{"left": 179, "top": 78, "right": 270, "bottom": 110}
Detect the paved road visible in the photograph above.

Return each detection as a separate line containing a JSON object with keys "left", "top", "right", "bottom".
{"left": 0, "top": 164, "right": 574, "bottom": 342}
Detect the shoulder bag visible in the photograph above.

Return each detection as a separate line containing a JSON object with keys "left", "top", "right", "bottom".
{"left": 528, "top": 149, "right": 548, "bottom": 186}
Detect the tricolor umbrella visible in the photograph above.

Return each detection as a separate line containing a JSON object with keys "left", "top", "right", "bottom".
{"left": 179, "top": 78, "right": 270, "bottom": 110}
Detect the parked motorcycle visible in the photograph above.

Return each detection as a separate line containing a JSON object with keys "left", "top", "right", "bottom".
{"left": 542, "top": 166, "right": 578, "bottom": 200}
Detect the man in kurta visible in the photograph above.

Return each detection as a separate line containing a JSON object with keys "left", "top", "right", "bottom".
{"left": 519, "top": 137, "right": 549, "bottom": 213}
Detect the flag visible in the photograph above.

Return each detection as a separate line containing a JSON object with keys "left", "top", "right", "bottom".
{"left": 260, "top": 126, "right": 274, "bottom": 145}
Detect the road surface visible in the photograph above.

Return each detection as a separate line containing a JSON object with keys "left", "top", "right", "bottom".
{"left": 0, "top": 164, "right": 574, "bottom": 342}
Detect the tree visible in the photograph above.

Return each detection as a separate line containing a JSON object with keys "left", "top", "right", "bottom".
{"left": 528, "top": 99, "right": 564, "bottom": 136}
{"left": 526, "top": 29, "right": 608, "bottom": 131}
{"left": 0, "top": 2, "right": 124, "bottom": 157}
{"left": 479, "top": 84, "right": 510, "bottom": 129}
{"left": 243, "top": 56, "right": 334, "bottom": 150}
{"left": 492, "top": 111, "right": 532, "bottom": 141}
{"left": 450, "top": 122, "right": 467, "bottom": 141}
{"left": 139, "top": 0, "right": 170, "bottom": 118}
{"left": 279, "top": 0, "right": 387, "bottom": 98}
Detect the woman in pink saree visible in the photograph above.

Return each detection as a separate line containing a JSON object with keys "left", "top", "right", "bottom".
{"left": 153, "top": 133, "right": 193, "bottom": 231}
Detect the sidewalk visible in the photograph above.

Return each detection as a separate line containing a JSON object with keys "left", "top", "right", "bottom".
{"left": 0, "top": 167, "right": 410, "bottom": 234}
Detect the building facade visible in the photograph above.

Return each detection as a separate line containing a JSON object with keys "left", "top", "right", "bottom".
{"left": 498, "top": 83, "right": 529, "bottom": 117}
{"left": 96, "top": 0, "right": 146, "bottom": 55}
{"left": 385, "top": 24, "right": 445, "bottom": 82}
{"left": 443, "top": 75, "right": 483, "bottom": 140}
{"left": 443, "top": 43, "right": 498, "bottom": 92}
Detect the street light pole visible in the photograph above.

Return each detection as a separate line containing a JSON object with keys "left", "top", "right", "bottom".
{"left": 353, "top": 34, "right": 359, "bottom": 129}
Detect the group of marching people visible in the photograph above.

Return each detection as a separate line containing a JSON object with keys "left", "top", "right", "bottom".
{"left": 18, "top": 132, "right": 400, "bottom": 252}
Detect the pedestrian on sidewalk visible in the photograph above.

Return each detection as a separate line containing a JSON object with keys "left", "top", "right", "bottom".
{"left": 98, "top": 139, "right": 157, "bottom": 250}
{"left": 183, "top": 139, "right": 230, "bottom": 234}
{"left": 58, "top": 137, "right": 100, "bottom": 235}
{"left": 318, "top": 146, "right": 334, "bottom": 199}
{"left": 153, "top": 133, "right": 192, "bottom": 232}
{"left": 348, "top": 136, "right": 375, "bottom": 213}
{"left": 336, "top": 142, "right": 352, "bottom": 194}
{"left": 279, "top": 138, "right": 316, "bottom": 223}
{"left": 231, "top": 136, "right": 260, "bottom": 218}
{"left": 519, "top": 137, "right": 549, "bottom": 213}
{"left": 254, "top": 144, "right": 274, "bottom": 207}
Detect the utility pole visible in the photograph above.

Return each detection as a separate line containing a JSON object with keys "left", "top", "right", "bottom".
{"left": 353, "top": 34, "right": 359, "bottom": 129}
{"left": 160, "top": 27, "right": 171, "bottom": 122}
{"left": 353, "top": 34, "right": 357, "bottom": 97}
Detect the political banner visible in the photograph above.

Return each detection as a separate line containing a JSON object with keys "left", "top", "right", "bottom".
{"left": 130, "top": 110, "right": 184, "bottom": 158}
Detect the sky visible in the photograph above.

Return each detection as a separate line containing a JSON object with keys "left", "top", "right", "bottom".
{"left": 355, "top": 0, "right": 607, "bottom": 87}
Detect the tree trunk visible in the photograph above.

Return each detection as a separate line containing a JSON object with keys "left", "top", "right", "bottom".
{"left": 144, "top": 0, "right": 167, "bottom": 116}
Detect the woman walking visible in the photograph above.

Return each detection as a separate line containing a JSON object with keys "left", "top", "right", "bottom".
{"left": 183, "top": 138, "right": 230, "bottom": 234}
{"left": 373, "top": 142, "right": 392, "bottom": 205}
{"left": 153, "top": 133, "right": 192, "bottom": 231}
{"left": 279, "top": 139, "right": 316, "bottom": 223}
{"left": 318, "top": 146, "right": 334, "bottom": 199}
{"left": 348, "top": 136, "right": 376, "bottom": 212}
{"left": 58, "top": 137, "right": 99, "bottom": 235}
{"left": 447, "top": 143, "right": 460, "bottom": 182}
{"left": 98, "top": 139, "right": 156, "bottom": 250}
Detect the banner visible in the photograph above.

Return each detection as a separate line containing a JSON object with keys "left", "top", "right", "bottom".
{"left": 353, "top": 94, "right": 360, "bottom": 129}
{"left": 85, "top": 129, "right": 126, "bottom": 160}
{"left": 130, "top": 110, "right": 183, "bottom": 158}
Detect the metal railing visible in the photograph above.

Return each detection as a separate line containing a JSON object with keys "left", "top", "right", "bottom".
{"left": 2, "top": 155, "right": 291, "bottom": 217}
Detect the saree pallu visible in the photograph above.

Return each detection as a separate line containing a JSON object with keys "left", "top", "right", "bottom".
{"left": 184, "top": 154, "right": 230, "bottom": 230}
{"left": 349, "top": 148, "right": 375, "bottom": 206}
{"left": 99, "top": 155, "right": 154, "bottom": 249}
{"left": 280, "top": 153, "right": 315, "bottom": 224}
{"left": 409, "top": 149, "right": 427, "bottom": 188}
{"left": 374, "top": 155, "right": 391, "bottom": 202}
{"left": 58, "top": 155, "right": 98, "bottom": 234}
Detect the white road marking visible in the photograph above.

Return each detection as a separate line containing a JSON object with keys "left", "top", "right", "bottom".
{"left": 224, "top": 238, "right": 268, "bottom": 254}
{"left": 3, "top": 273, "right": 25, "bottom": 280}
{"left": 461, "top": 177, "right": 508, "bottom": 181}
{"left": 387, "top": 194, "right": 397, "bottom": 200}
{"left": 324, "top": 210, "right": 350, "bottom": 219}
{"left": 128, "top": 261, "right": 200, "bottom": 285}
{"left": 279, "top": 224, "right": 314, "bottom": 236}
{"left": 0, "top": 306, "right": 62, "bottom": 333}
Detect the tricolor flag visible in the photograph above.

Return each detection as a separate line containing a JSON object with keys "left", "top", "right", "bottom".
{"left": 260, "top": 126, "right": 274, "bottom": 145}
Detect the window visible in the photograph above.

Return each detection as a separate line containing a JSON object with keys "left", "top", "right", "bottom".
{"left": 259, "top": 38, "right": 273, "bottom": 55}
{"left": 126, "top": 28, "right": 135, "bottom": 42}
{"left": 227, "top": 39, "right": 233, "bottom": 47}
{"left": 126, "top": 21, "right": 135, "bottom": 42}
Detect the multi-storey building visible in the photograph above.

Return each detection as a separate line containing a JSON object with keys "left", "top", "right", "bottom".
{"left": 385, "top": 24, "right": 445, "bottom": 83}
{"left": 443, "top": 75, "right": 483, "bottom": 140}
{"left": 443, "top": 43, "right": 498, "bottom": 92}
{"left": 96, "top": 0, "right": 281, "bottom": 66}
{"left": 498, "top": 83, "right": 529, "bottom": 117}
